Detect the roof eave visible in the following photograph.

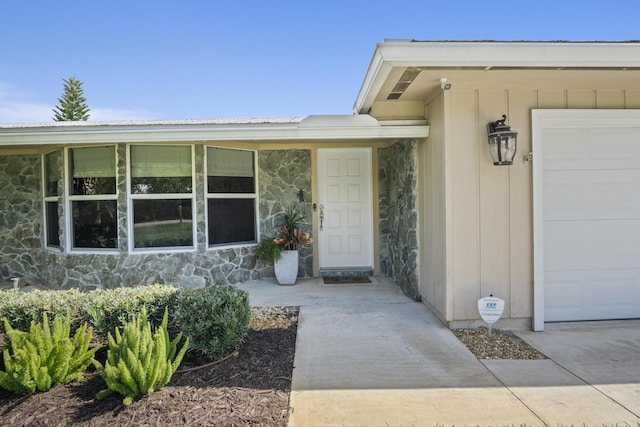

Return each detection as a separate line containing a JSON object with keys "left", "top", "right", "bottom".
{"left": 354, "top": 41, "right": 640, "bottom": 114}
{"left": 0, "top": 115, "right": 429, "bottom": 146}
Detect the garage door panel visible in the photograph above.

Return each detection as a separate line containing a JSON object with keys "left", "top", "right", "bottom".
{"left": 545, "top": 269, "right": 640, "bottom": 322}
{"left": 544, "top": 220, "right": 640, "bottom": 271}
{"left": 543, "top": 128, "right": 640, "bottom": 170}
{"left": 535, "top": 110, "right": 640, "bottom": 326}
{"left": 544, "top": 170, "right": 640, "bottom": 221}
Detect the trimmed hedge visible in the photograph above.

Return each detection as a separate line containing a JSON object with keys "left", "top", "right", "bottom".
{"left": 82, "top": 284, "right": 178, "bottom": 339}
{"left": 0, "top": 284, "right": 252, "bottom": 365}
{"left": 0, "top": 285, "right": 178, "bottom": 340}
{"left": 0, "top": 288, "right": 86, "bottom": 333}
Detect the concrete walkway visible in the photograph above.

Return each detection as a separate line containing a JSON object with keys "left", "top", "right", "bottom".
{"left": 236, "top": 277, "right": 640, "bottom": 426}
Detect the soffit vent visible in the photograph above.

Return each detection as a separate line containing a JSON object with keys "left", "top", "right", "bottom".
{"left": 386, "top": 67, "right": 421, "bottom": 100}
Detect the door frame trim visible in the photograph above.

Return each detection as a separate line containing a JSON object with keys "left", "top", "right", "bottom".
{"left": 312, "top": 146, "right": 379, "bottom": 276}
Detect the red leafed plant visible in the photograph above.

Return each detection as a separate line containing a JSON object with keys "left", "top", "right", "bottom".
{"left": 273, "top": 204, "right": 313, "bottom": 250}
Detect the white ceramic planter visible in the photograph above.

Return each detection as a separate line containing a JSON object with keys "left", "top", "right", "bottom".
{"left": 274, "top": 250, "right": 299, "bottom": 285}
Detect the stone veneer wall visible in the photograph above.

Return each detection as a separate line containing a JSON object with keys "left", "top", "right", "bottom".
{"left": 2, "top": 145, "right": 313, "bottom": 290}
{"left": 378, "top": 139, "right": 420, "bottom": 300}
{"left": 0, "top": 155, "right": 43, "bottom": 285}
{"left": 257, "top": 150, "right": 313, "bottom": 278}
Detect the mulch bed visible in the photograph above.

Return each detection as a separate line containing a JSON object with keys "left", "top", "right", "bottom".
{"left": 0, "top": 307, "right": 298, "bottom": 427}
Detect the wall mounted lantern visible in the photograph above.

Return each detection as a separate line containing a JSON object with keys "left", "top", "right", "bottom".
{"left": 487, "top": 115, "right": 518, "bottom": 166}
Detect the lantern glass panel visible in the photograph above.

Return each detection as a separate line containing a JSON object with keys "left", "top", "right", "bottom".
{"left": 489, "top": 134, "right": 517, "bottom": 165}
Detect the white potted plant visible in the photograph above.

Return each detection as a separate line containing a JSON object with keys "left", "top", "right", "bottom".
{"left": 256, "top": 204, "right": 313, "bottom": 285}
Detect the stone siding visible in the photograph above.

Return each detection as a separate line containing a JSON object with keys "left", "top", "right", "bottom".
{"left": 2, "top": 146, "right": 313, "bottom": 289}
{"left": 0, "top": 155, "right": 43, "bottom": 285}
{"left": 258, "top": 149, "right": 313, "bottom": 278}
{"left": 378, "top": 139, "right": 420, "bottom": 300}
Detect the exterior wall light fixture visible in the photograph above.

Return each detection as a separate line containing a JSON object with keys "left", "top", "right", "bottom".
{"left": 487, "top": 114, "right": 517, "bottom": 166}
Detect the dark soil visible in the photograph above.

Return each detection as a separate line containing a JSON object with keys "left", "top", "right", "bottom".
{"left": 0, "top": 307, "right": 298, "bottom": 427}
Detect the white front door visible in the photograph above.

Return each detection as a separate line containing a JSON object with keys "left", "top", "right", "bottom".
{"left": 317, "top": 148, "right": 374, "bottom": 269}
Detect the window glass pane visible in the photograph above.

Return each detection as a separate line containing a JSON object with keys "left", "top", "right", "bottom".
{"left": 44, "top": 151, "right": 60, "bottom": 197}
{"left": 133, "top": 199, "right": 193, "bottom": 248}
{"left": 131, "top": 176, "right": 192, "bottom": 194}
{"left": 208, "top": 176, "right": 255, "bottom": 193}
{"left": 45, "top": 201, "right": 60, "bottom": 247}
{"left": 72, "top": 201, "right": 117, "bottom": 249}
{"left": 70, "top": 147, "right": 116, "bottom": 195}
{"left": 130, "top": 146, "right": 192, "bottom": 194}
{"left": 208, "top": 199, "right": 256, "bottom": 245}
{"left": 207, "top": 148, "right": 255, "bottom": 194}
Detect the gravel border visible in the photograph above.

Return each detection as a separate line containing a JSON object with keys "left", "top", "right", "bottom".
{"left": 453, "top": 327, "right": 547, "bottom": 360}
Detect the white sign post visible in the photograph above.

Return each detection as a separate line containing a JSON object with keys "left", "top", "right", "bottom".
{"left": 477, "top": 295, "right": 505, "bottom": 337}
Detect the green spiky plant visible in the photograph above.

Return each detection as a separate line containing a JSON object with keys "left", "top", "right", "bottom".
{"left": 0, "top": 313, "right": 100, "bottom": 394}
{"left": 93, "top": 307, "right": 188, "bottom": 406}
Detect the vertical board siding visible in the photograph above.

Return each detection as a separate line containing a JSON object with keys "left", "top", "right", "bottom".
{"left": 478, "top": 89, "right": 511, "bottom": 317}
{"left": 508, "top": 90, "right": 537, "bottom": 319}
{"left": 420, "top": 93, "right": 447, "bottom": 319}
{"left": 596, "top": 90, "right": 625, "bottom": 108}
{"left": 450, "top": 89, "right": 482, "bottom": 319}
{"left": 449, "top": 85, "right": 632, "bottom": 322}
{"left": 626, "top": 90, "right": 640, "bottom": 108}
{"left": 567, "top": 90, "right": 596, "bottom": 109}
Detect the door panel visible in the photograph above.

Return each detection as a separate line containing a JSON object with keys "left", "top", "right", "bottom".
{"left": 536, "top": 115, "right": 640, "bottom": 322}
{"left": 317, "top": 148, "right": 373, "bottom": 269}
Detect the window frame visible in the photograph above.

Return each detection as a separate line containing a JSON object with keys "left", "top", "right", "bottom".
{"left": 205, "top": 146, "right": 259, "bottom": 249}
{"left": 65, "top": 145, "right": 119, "bottom": 253}
{"left": 127, "top": 144, "right": 197, "bottom": 253}
{"left": 42, "top": 150, "right": 61, "bottom": 251}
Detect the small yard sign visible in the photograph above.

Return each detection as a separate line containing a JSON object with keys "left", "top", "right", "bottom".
{"left": 478, "top": 295, "right": 505, "bottom": 337}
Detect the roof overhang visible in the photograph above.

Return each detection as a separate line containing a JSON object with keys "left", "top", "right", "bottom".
{"left": 0, "top": 114, "right": 429, "bottom": 147}
{"left": 354, "top": 40, "right": 640, "bottom": 114}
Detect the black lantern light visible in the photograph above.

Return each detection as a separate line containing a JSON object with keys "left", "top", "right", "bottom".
{"left": 487, "top": 115, "right": 518, "bottom": 166}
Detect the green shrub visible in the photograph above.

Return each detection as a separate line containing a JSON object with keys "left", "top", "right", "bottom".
{"left": 174, "top": 285, "right": 251, "bottom": 362}
{"left": 94, "top": 307, "right": 188, "bottom": 406}
{"left": 0, "top": 289, "right": 85, "bottom": 333}
{"left": 0, "top": 313, "right": 100, "bottom": 394}
{"left": 82, "top": 284, "right": 178, "bottom": 339}
{"left": 255, "top": 237, "right": 283, "bottom": 263}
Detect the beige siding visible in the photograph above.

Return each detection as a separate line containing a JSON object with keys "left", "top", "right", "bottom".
{"left": 419, "top": 94, "right": 447, "bottom": 320}
{"left": 444, "top": 81, "right": 640, "bottom": 326}
{"left": 507, "top": 91, "right": 536, "bottom": 319}
{"left": 449, "top": 89, "right": 482, "bottom": 321}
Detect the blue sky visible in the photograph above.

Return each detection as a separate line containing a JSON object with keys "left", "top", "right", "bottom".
{"left": 1, "top": 0, "right": 638, "bottom": 123}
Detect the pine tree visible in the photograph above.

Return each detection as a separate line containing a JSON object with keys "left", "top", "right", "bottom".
{"left": 52, "top": 76, "right": 90, "bottom": 121}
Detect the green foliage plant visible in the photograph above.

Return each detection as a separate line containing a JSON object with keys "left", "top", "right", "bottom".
{"left": 273, "top": 203, "right": 313, "bottom": 250}
{"left": 174, "top": 285, "right": 251, "bottom": 362}
{"left": 0, "top": 313, "right": 100, "bottom": 394}
{"left": 93, "top": 307, "right": 188, "bottom": 406}
{"left": 82, "top": 284, "right": 178, "bottom": 339}
{"left": 255, "top": 237, "right": 284, "bottom": 263}
{"left": 0, "top": 288, "right": 85, "bottom": 333}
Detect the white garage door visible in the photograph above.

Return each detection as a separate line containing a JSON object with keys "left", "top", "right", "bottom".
{"left": 533, "top": 110, "right": 640, "bottom": 327}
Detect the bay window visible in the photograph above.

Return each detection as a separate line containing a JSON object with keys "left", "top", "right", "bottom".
{"left": 207, "top": 147, "right": 257, "bottom": 246}
{"left": 42, "top": 144, "right": 259, "bottom": 252}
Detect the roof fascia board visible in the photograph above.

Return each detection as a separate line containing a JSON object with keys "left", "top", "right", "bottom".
{"left": 353, "top": 44, "right": 393, "bottom": 115}
{"left": 0, "top": 120, "right": 429, "bottom": 146}
{"left": 377, "top": 41, "right": 640, "bottom": 68}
